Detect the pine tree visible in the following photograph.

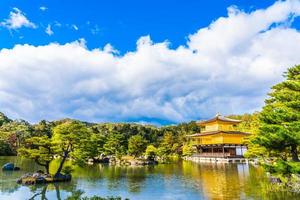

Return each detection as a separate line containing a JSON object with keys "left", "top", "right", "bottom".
{"left": 255, "top": 65, "right": 300, "bottom": 162}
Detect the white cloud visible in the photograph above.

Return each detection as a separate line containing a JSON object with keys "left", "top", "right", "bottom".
{"left": 72, "top": 24, "right": 79, "bottom": 31}
{"left": 54, "top": 21, "right": 62, "bottom": 27}
{"left": 1, "top": 8, "right": 36, "bottom": 30}
{"left": 39, "top": 6, "right": 47, "bottom": 11}
{"left": 91, "top": 25, "right": 100, "bottom": 35}
{"left": 45, "top": 24, "right": 54, "bottom": 35}
{"left": 0, "top": 0, "right": 300, "bottom": 124}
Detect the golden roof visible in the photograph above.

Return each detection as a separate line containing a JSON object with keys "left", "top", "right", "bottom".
{"left": 198, "top": 114, "right": 241, "bottom": 125}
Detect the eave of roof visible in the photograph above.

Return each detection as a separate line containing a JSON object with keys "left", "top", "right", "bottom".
{"left": 186, "top": 130, "right": 250, "bottom": 137}
{"left": 198, "top": 115, "right": 242, "bottom": 125}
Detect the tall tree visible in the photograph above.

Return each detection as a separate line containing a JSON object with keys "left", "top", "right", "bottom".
{"left": 103, "top": 133, "right": 127, "bottom": 157}
{"left": 157, "top": 132, "right": 178, "bottom": 157}
{"left": 18, "top": 120, "right": 56, "bottom": 173}
{"left": 0, "top": 119, "right": 33, "bottom": 154}
{"left": 128, "top": 135, "right": 148, "bottom": 158}
{"left": 73, "top": 131, "right": 107, "bottom": 163}
{"left": 18, "top": 136, "right": 55, "bottom": 174}
{"left": 145, "top": 145, "right": 158, "bottom": 160}
{"left": 52, "top": 121, "right": 91, "bottom": 176}
{"left": 254, "top": 65, "right": 300, "bottom": 162}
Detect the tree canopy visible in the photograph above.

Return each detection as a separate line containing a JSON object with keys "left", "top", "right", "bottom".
{"left": 253, "top": 65, "right": 300, "bottom": 162}
{"left": 128, "top": 135, "right": 148, "bottom": 158}
{"left": 52, "top": 121, "right": 91, "bottom": 175}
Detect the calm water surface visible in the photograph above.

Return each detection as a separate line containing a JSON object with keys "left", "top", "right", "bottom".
{"left": 0, "top": 157, "right": 299, "bottom": 200}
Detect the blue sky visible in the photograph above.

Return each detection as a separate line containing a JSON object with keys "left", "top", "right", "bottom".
{"left": 0, "top": 0, "right": 300, "bottom": 125}
{"left": 0, "top": 0, "right": 279, "bottom": 52}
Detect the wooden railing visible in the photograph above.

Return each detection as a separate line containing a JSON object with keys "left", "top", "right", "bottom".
{"left": 192, "top": 153, "right": 242, "bottom": 158}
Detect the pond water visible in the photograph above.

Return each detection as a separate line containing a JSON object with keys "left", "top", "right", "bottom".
{"left": 0, "top": 157, "right": 299, "bottom": 200}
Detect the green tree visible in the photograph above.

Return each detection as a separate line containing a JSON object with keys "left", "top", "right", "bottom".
{"left": 157, "top": 132, "right": 178, "bottom": 157}
{"left": 0, "top": 112, "right": 12, "bottom": 126}
{"left": 0, "top": 139, "right": 14, "bottom": 155}
{"left": 182, "top": 144, "right": 194, "bottom": 156}
{"left": 52, "top": 121, "right": 91, "bottom": 176}
{"left": 128, "top": 135, "right": 147, "bottom": 158}
{"left": 18, "top": 135, "right": 55, "bottom": 174}
{"left": 254, "top": 65, "right": 300, "bottom": 162}
{"left": 103, "top": 133, "right": 127, "bottom": 157}
{"left": 144, "top": 145, "right": 157, "bottom": 160}
{"left": 74, "top": 132, "right": 107, "bottom": 164}
{"left": 228, "top": 112, "right": 268, "bottom": 158}
{"left": 34, "top": 120, "right": 52, "bottom": 137}
{"left": 0, "top": 119, "right": 33, "bottom": 155}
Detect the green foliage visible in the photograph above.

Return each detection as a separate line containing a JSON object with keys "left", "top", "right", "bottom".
{"left": 157, "top": 132, "right": 179, "bottom": 158}
{"left": 81, "top": 196, "right": 127, "bottom": 200}
{"left": 263, "top": 160, "right": 300, "bottom": 175}
{"left": 145, "top": 145, "right": 158, "bottom": 160}
{"left": 289, "top": 162, "right": 300, "bottom": 174}
{"left": 62, "top": 165, "right": 74, "bottom": 175}
{"left": 52, "top": 121, "right": 91, "bottom": 175}
{"left": 33, "top": 120, "right": 52, "bottom": 137}
{"left": 65, "top": 190, "right": 129, "bottom": 200}
{"left": 0, "top": 119, "right": 33, "bottom": 155}
{"left": 253, "top": 65, "right": 300, "bottom": 162}
{"left": 182, "top": 144, "right": 194, "bottom": 156}
{"left": 18, "top": 135, "right": 56, "bottom": 173}
{"left": 0, "top": 139, "right": 14, "bottom": 155}
{"left": 74, "top": 132, "right": 107, "bottom": 164}
{"left": 103, "top": 133, "right": 127, "bottom": 157}
{"left": 52, "top": 121, "right": 91, "bottom": 153}
{"left": 128, "top": 135, "right": 148, "bottom": 157}
{"left": 0, "top": 112, "right": 12, "bottom": 126}
{"left": 65, "top": 190, "right": 85, "bottom": 200}
{"left": 0, "top": 112, "right": 201, "bottom": 161}
{"left": 228, "top": 112, "right": 268, "bottom": 158}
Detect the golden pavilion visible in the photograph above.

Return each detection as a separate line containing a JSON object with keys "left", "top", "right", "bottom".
{"left": 187, "top": 114, "right": 250, "bottom": 158}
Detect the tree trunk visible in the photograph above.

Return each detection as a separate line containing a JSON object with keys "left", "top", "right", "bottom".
{"left": 55, "top": 151, "right": 68, "bottom": 176}
{"left": 291, "top": 145, "right": 299, "bottom": 162}
{"left": 35, "top": 159, "right": 50, "bottom": 174}
{"left": 45, "top": 162, "right": 50, "bottom": 174}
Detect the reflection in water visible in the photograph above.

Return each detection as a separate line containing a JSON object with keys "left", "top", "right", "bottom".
{"left": 27, "top": 183, "right": 81, "bottom": 200}
{"left": 199, "top": 164, "right": 245, "bottom": 199}
{"left": 125, "top": 167, "right": 147, "bottom": 193}
{"left": 1, "top": 157, "right": 300, "bottom": 200}
{"left": 28, "top": 184, "right": 49, "bottom": 200}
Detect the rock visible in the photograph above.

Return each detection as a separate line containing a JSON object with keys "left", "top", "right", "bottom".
{"left": 17, "top": 172, "right": 72, "bottom": 185}
{"left": 269, "top": 176, "right": 282, "bottom": 183}
{"left": 87, "top": 158, "right": 94, "bottom": 165}
{"left": 35, "top": 176, "right": 46, "bottom": 184}
{"left": 102, "top": 157, "right": 110, "bottom": 163}
{"left": 20, "top": 173, "right": 33, "bottom": 179}
{"left": 16, "top": 178, "right": 22, "bottom": 184}
{"left": 2, "top": 163, "right": 14, "bottom": 171}
{"left": 32, "top": 173, "right": 42, "bottom": 178}
{"left": 14, "top": 167, "right": 20, "bottom": 171}
{"left": 95, "top": 157, "right": 110, "bottom": 163}
{"left": 44, "top": 174, "right": 52, "bottom": 178}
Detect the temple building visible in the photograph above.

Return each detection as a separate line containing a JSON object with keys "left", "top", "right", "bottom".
{"left": 187, "top": 114, "right": 250, "bottom": 159}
